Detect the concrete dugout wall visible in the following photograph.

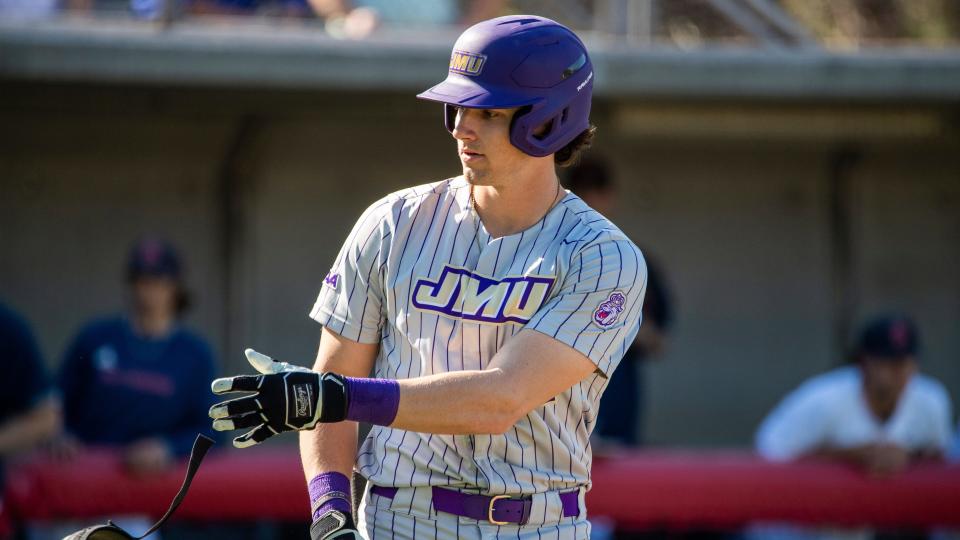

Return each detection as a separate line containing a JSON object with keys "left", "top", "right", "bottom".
{"left": 1, "top": 83, "right": 957, "bottom": 446}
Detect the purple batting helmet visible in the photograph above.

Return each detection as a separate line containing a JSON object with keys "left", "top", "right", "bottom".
{"left": 417, "top": 15, "right": 594, "bottom": 157}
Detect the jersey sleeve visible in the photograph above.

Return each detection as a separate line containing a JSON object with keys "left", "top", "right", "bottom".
{"left": 926, "top": 381, "right": 953, "bottom": 452}
{"left": 1, "top": 307, "right": 51, "bottom": 414}
{"left": 524, "top": 238, "right": 646, "bottom": 377}
{"left": 755, "top": 380, "right": 832, "bottom": 461}
{"left": 310, "top": 199, "right": 390, "bottom": 344}
{"left": 950, "top": 422, "right": 960, "bottom": 461}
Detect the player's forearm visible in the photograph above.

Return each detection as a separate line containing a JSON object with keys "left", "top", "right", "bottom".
{"left": 298, "top": 326, "right": 375, "bottom": 478}
{"left": 300, "top": 421, "right": 359, "bottom": 481}
{"left": 804, "top": 445, "right": 868, "bottom": 465}
{"left": 378, "top": 331, "right": 595, "bottom": 435}
{"left": 0, "top": 396, "right": 61, "bottom": 455}
{"left": 390, "top": 369, "right": 524, "bottom": 435}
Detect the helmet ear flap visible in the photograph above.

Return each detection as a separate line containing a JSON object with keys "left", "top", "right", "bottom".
{"left": 509, "top": 105, "right": 534, "bottom": 136}
{"left": 533, "top": 110, "right": 568, "bottom": 141}
{"left": 511, "top": 103, "right": 579, "bottom": 157}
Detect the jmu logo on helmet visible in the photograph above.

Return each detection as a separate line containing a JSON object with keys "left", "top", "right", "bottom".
{"left": 449, "top": 50, "right": 486, "bottom": 76}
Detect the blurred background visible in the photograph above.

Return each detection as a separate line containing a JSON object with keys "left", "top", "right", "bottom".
{"left": 1, "top": 0, "right": 958, "bottom": 539}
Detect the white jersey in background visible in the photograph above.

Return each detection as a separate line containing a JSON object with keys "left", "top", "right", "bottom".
{"left": 755, "top": 366, "right": 953, "bottom": 461}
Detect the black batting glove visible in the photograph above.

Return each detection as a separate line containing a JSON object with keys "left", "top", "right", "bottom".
{"left": 209, "top": 349, "right": 349, "bottom": 448}
{"left": 311, "top": 509, "right": 363, "bottom": 540}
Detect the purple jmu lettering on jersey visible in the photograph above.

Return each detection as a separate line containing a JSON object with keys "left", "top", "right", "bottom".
{"left": 412, "top": 264, "right": 555, "bottom": 324}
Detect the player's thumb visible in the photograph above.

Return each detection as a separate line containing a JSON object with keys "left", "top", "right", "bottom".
{"left": 244, "top": 348, "right": 312, "bottom": 375}
{"left": 245, "top": 348, "right": 282, "bottom": 375}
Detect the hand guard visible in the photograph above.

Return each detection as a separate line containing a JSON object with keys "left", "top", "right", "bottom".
{"left": 210, "top": 349, "right": 349, "bottom": 448}
{"left": 310, "top": 509, "right": 363, "bottom": 540}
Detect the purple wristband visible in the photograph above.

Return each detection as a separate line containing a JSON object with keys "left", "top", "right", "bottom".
{"left": 308, "top": 472, "right": 352, "bottom": 522}
{"left": 344, "top": 377, "right": 400, "bottom": 426}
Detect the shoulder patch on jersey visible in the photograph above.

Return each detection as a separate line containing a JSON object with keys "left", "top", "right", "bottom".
{"left": 323, "top": 272, "right": 340, "bottom": 290}
{"left": 592, "top": 291, "right": 626, "bottom": 328}
{"left": 412, "top": 264, "right": 555, "bottom": 325}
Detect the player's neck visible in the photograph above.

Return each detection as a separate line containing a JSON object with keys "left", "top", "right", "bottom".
{"left": 862, "top": 386, "right": 900, "bottom": 423}
{"left": 133, "top": 309, "right": 175, "bottom": 338}
{"left": 471, "top": 168, "right": 562, "bottom": 238}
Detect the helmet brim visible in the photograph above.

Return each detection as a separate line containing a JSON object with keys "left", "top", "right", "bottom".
{"left": 417, "top": 75, "right": 541, "bottom": 109}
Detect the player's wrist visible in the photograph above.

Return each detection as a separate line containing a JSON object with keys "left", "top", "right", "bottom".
{"left": 308, "top": 472, "right": 361, "bottom": 540}
{"left": 309, "top": 471, "right": 352, "bottom": 521}
{"left": 343, "top": 376, "right": 400, "bottom": 426}
{"left": 209, "top": 349, "right": 399, "bottom": 448}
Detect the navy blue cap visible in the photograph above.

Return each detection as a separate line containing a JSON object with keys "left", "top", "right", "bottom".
{"left": 127, "top": 238, "right": 181, "bottom": 281}
{"left": 856, "top": 315, "right": 919, "bottom": 359}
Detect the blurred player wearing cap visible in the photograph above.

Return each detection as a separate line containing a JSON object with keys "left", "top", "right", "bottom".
{"left": 210, "top": 14, "right": 647, "bottom": 540}
{"left": 54, "top": 238, "right": 219, "bottom": 473}
{"left": 756, "top": 314, "right": 953, "bottom": 477}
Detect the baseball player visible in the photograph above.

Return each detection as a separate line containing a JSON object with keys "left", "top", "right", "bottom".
{"left": 210, "top": 15, "right": 647, "bottom": 540}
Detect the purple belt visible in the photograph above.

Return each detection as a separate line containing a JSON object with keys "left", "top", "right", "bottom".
{"left": 370, "top": 485, "right": 580, "bottom": 526}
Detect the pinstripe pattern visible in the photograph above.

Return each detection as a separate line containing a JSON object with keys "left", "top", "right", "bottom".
{"left": 310, "top": 176, "right": 645, "bottom": 529}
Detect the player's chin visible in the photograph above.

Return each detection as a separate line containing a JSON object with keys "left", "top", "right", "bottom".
{"left": 463, "top": 167, "right": 491, "bottom": 185}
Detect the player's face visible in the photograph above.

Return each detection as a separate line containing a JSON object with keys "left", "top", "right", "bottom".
{"left": 860, "top": 356, "right": 916, "bottom": 405}
{"left": 131, "top": 276, "right": 178, "bottom": 317}
{"left": 451, "top": 106, "right": 530, "bottom": 185}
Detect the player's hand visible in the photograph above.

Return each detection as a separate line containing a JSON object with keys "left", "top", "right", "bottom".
{"left": 124, "top": 437, "right": 173, "bottom": 475}
{"left": 863, "top": 442, "right": 910, "bottom": 478}
{"left": 310, "top": 509, "right": 363, "bottom": 540}
{"left": 209, "top": 349, "right": 349, "bottom": 448}
{"left": 46, "top": 434, "right": 82, "bottom": 462}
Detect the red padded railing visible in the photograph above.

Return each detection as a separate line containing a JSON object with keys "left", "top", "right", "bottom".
{"left": 6, "top": 448, "right": 960, "bottom": 529}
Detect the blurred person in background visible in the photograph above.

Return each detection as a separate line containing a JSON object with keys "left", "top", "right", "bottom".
{"left": 61, "top": 0, "right": 310, "bottom": 20}
{"left": 308, "top": 0, "right": 505, "bottom": 38}
{"left": 950, "top": 421, "right": 960, "bottom": 461}
{"left": 564, "top": 157, "right": 672, "bottom": 540}
{"left": 174, "top": 0, "right": 311, "bottom": 18}
{"left": 564, "top": 157, "right": 674, "bottom": 450}
{"left": 0, "top": 0, "right": 58, "bottom": 20}
{"left": 52, "top": 238, "right": 219, "bottom": 472}
{"left": 750, "top": 314, "right": 952, "bottom": 540}
{"left": 756, "top": 314, "right": 952, "bottom": 476}
{"left": 35, "top": 239, "right": 218, "bottom": 539}
{"left": 0, "top": 303, "right": 60, "bottom": 538}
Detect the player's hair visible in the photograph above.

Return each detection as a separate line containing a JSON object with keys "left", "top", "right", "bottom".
{"left": 175, "top": 288, "right": 192, "bottom": 317}
{"left": 554, "top": 125, "right": 597, "bottom": 168}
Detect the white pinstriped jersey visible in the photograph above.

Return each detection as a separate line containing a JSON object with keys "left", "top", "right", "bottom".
{"left": 310, "top": 176, "right": 646, "bottom": 496}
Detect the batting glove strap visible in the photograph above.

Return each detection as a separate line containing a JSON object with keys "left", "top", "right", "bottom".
{"left": 310, "top": 490, "right": 351, "bottom": 518}
{"left": 317, "top": 373, "right": 349, "bottom": 423}
{"left": 310, "top": 510, "right": 362, "bottom": 540}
